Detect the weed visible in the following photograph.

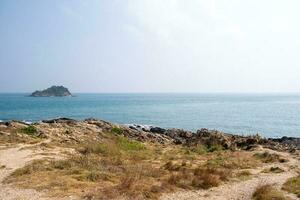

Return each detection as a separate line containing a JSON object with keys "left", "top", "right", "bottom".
{"left": 253, "top": 185, "right": 289, "bottom": 200}
{"left": 282, "top": 175, "right": 300, "bottom": 197}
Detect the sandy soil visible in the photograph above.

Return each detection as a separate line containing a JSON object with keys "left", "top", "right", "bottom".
{"left": 161, "top": 150, "right": 300, "bottom": 200}
{"left": 0, "top": 143, "right": 74, "bottom": 200}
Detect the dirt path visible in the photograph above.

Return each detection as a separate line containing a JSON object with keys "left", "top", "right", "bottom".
{"left": 161, "top": 150, "right": 300, "bottom": 200}
{"left": 0, "top": 142, "right": 67, "bottom": 200}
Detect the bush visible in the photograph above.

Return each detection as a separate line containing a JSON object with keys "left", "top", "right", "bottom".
{"left": 254, "top": 152, "right": 286, "bottom": 163}
{"left": 253, "top": 185, "right": 289, "bottom": 200}
{"left": 20, "top": 125, "right": 38, "bottom": 136}
{"left": 116, "top": 136, "right": 146, "bottom": 151}
{"left": 111, "top": 127, "right": 123, "bottom": 134}
{"left": 282, "top": 175, "right": 300, "bottom": 197}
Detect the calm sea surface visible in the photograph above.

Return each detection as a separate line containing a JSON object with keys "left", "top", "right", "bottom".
{"left": 1, "top": 93, "right": 300, "bottom": 138}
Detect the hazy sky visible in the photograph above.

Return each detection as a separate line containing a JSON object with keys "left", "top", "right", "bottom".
{"left": 1, "top": 0, "right": 300, "bottom": 93}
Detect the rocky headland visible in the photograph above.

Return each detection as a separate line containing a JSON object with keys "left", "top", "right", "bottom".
{"left": 29, "top": 86, "right": 72, "bottom": 97}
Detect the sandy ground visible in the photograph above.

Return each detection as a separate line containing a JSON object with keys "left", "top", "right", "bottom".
{"left": 161, "top": 150, "right": 300, "bottom": 200}
{"left": 0, "top": 145, "right": 51, "bottom": 200}
{"left": 0, "top": 143, "right": 77, "bottom": 200}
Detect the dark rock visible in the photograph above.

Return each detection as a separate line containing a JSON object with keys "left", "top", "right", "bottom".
{"left": 42, "top": 118, "right": 77, "bottom": 125}
{"left": 129, "top": 126, "right": 138, "bottom": 131}
{"left": 269, "top": 137, "right": 300, "bottom": 150}
{"left": 150, "top": 127, "right": 166, "bottom": 134}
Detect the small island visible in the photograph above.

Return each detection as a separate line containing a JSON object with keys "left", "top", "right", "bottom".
{"left": 29, "top": 86, "right": 72, "bottom": 97}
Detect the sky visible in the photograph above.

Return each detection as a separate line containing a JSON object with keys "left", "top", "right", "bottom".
{"left": 1, "top": 0, "right": 300, "bottom": 93}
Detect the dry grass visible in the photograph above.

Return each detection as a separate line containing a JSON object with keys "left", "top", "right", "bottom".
{"left": 253, "top": 185, "right": 290, "bottom": 200}
{"left": 236, "top": 170, "right": 252, "bottom": 180}
{"left": 262, "top": 167, "right": 285, "bottom": 174}
{"left": 0, "top": 125, "right": 43, "bottom": 145}
{"left": 254, "top": 152, "right": 288, "bottom": 163}
{"left": 4, "top": 131, "right": 267, "bottom": 199}
{"left": 282, "top": 175, "right": 300, "bottom": 197}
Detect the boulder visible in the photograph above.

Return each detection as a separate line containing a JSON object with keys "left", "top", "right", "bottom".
{"left": 150, "top": 127, "right": 166, "bottom": 134}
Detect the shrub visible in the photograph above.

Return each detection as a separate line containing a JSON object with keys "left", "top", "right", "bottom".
{"left": 282, "top": 175, "right": 300, "bottom": 197}
{"left": 253, "top": 185, "right": 289, "bottom": 200}
{"left": 236, "top": 170, "right": 252, "bottom": 179}
{"left": 19, "top": 125, "right": 38, "bottom": 136}
{"left": 111, "top": 127, "right": 123, "bottom": 134}
{"left": 207, "top": 145, "right": 224, "bottom": 153}
{"left": 254, "top": 152, "right": 286, "bottom": 163}
{"left": 187, "top": 145, "right": 208, "bottom": 155}
{"left": 269, "top": 167, "right": 284, "bottom": 173}
{"left": 116, "top": 136, "right": 145, "bottom": 151}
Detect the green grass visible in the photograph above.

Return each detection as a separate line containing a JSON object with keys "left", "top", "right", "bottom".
{"left": 282, "top": 175, "right": 300, "bottom": 197}
{"left": 111, "top": 127, "right": 123, "bottom": 134}
{"left": 115, "top": 136, "right": 145, "bottom": 151}
{"left": 19, "top": 126, "right": 38, "bottom": 136}
{"left": 79, "top": 135, "right": 146, "bottom": 157}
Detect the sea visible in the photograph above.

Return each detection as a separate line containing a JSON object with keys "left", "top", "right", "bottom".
{"left": 0, "top": 93, "right": 300, "bottom": 138}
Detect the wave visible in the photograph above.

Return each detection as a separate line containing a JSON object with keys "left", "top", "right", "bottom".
{"left": 124, "top": 123, "right": 154, "bottom": 131}
{"left": 22, "top": 120, "right": 33, "bottom": 125}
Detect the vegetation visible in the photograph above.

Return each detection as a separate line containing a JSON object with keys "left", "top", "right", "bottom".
{"left": 254, "top": 151, "right": 287, "bottom": 163}
{"left": 2, "top": 126, "right": 280, "bottom": 200}
{"left": 236, "top": 170, "right": 252, "bottom": 180}
{"left": 253, "top": 185, "right": 290, "bottom": 200}
{"left": 0, "top": 125, "right": 40, "bottom": 144}
{"left": 19, "top": 125, "right": 41, "bottom": 137}
{"left": 111, "top": 127, "right": 123, "bottom": 134}
{"left": 282, "top": 175, "right": 300, "bottom": 197}
{"left": 5, "top": 134, "right": 265, "bottom": 200}
{"left": 262, "top": 167, "right": 284, "bottom": 174}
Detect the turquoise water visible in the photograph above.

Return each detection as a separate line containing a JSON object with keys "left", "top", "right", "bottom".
{"left": 1, "top": 93, "right": 300, "bottom": 138}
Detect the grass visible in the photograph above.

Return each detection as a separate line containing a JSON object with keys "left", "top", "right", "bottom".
{"left": 111, "top": 127, "right": 123, "bottom": 134}
{"left": 253, "top": 185, "right": 290, "bottom": 200}
{"left": 184, "top": 144, "right": 224, "bottom": 155}
{"left": 254, "top": 152, "right": 287, "bottom": 163}
{"left": 4, "top": 132, "right": 267, "bottom": 199}
{"left": 236, "top": 170, "right": 252, "bottom": 180}
{"left": 262, "top": 167, "right": 285, "bottom": 174}
{"left": 6, "top": 135, "right": 164, "bottom": 199}
{"left": 19, "top": 126, "right": 38, "bottom": 136}
{"left": 282, "top": 175, "right": 300, "bottom": 197}
{"left": 0, "top": 126, "right": 40, "bottom": 144}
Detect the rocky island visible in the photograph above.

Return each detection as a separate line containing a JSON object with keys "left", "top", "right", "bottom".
{"left": 29, "top": 85, "right": 72, "bottom": 97}
{"left": 0, "top": 118, "right": 299, "bottom": 200}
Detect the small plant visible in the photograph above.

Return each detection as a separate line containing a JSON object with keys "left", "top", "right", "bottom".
{"left": 262, "top": 167, "right": 284, "bottom": 174}
{"left": 253, "top": 185, "right": 289, "bottom": 200}
{"left": 236, "top": 170, "right": 252, "bottom": 180}
{"left": 207, "top": 145, "right": 224, "bottom": 153}
{"left": 111, "top": 127, "right": 123, "bottom": 134}
{"left": 116, "top": 136, "right": 146, "bottom": 151}
{"left": 86, "top": 171, "right": 101, "bottom": 182}
{"left": 254, "top": 152, "right": 285, "bottom": 163}
{"left": 282, "top": 175, "right": 300, "bottom": 197}
{"left": 187, "top": 145, "right": 208, "bottom": 155}
{"left": 20, "top": 125, "right": 38, "bottom": 136}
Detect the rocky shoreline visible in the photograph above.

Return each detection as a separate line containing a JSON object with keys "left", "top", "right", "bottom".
{"left": 1, "top": 118, "right": 299, "bottom": 152}
{"left": 127, "top": 123, "right": 300, "bottom": 152}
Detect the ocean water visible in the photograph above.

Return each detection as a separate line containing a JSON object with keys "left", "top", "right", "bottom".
{"left": 0, "top": 93, "right": 300, "bottom": 138}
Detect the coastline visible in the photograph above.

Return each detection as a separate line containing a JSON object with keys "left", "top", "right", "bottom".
{"left": 1, "top": 117, "right": 299, "bottom": 151}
